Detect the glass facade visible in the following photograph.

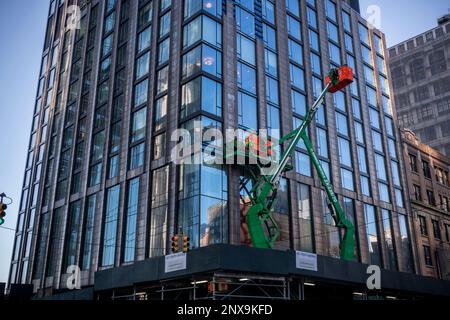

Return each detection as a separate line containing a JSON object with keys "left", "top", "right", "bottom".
{"left": 11, "top": 0, "right": 419, "bottom": 290}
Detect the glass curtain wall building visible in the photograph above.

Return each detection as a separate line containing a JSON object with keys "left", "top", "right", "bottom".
{"left": 9, "top": 0, "right": 420, "bottom": 297}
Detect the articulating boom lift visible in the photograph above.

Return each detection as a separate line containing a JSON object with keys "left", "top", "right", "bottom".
{"left": 230, "top": 66, "right": 355, "bottom": 261}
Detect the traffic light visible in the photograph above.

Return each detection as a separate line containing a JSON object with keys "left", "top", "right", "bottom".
{"left": 0, "top": 203, "right": 7, "bottom": 226}
{"left": 182, "top": 235, "right": 190, "bottom": 253}
{"left": 171, "top": 235, "right": 179, "bottom": 253}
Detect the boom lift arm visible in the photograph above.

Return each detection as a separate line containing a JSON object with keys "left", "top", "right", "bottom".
{"left": 242, "top": 67, "right": 355, "bottom": 260}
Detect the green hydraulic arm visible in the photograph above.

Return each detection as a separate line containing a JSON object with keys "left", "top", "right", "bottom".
{"left": 244, "top": 67, "right": 355, "bottom": 260}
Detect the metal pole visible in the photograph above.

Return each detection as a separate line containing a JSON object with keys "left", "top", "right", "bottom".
{"left": 269, "top": 82, "right": 331, "bottom": 185}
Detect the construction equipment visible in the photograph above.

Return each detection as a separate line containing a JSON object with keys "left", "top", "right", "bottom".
{"left": 227, "top": 66, "right": 355, "bottom": 260}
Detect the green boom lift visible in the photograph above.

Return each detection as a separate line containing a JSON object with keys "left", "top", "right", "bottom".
{"left": 227, "top": 66, "right": 355, "bottom": 260}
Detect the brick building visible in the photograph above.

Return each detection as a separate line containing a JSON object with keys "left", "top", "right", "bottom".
{"left": 401, "top": 129, "right": 450, "bottom": 280}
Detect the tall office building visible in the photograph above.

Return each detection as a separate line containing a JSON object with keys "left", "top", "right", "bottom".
{"left": 388, "top": 14, "right": 450, "bottom": 156}
{"left": 9, "top": 0, "right": 450, "bottom": 299}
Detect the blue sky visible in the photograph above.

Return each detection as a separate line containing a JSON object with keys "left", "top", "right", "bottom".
{"left": 0, "top": 0, "right": 449, "bottom": 283}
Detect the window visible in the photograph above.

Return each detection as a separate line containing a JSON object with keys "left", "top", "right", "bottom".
{"left": 134, "top": 79, "right": 148, "bottom": 106}
{"left": 423, "top": 245, "right": 433, "bottom": 266}
{"left": 375, "top": 154, "right": 387, "bottom": 180}
{"left": 104, "top": 12, "right": 116, "bottom": 34}
{"left": 312, "top": 76, "right": 322, "bottom": 98}
{"left": 92, "top": 131, "right": 106, "bottom": 162}
{"left": 292, "top": 90, "right": 306, "bottom": 116}
{"left": 183, "top": 15, "right": 222, "bottom": 49}
{"left": 414, "top": 184, "right": 422, "bottom": 201}
{"left": 178, "top": 163, "right": 228, "bottom": 248}
{"left": 138, "top": 2, "right": 153, "bottom": 28}
{"left": 355, "top": 122, "right": 364, "bottom": 144}
{"left": 109, "top": 155, "right": 119, "bottom": 179}
{"left": 325, "top": 0, "right": 337, "bottom": 22}
{"left": 361, "top": 46, "right": 372, "bottom": 66}
{"left": 307, "top": 7, "right": 317, "bottom": 29}
{"left": 409, "top": 154, "right": 417, "bottom": 172}
{"left": 123, "top": 178, "right": 139, "bottom": 262}
{"left": 310, "top": 52, "right": 321, "bottom": 75}
{"left": 158, "top": 37, "right": 170, "bottom": 65}
{"left": 237, "top": 34, "right": 255, "bottom": 65}
{"left": 374, "top": 35, "right": 383, "bottom": 54}
{"left": 327, "top": 21, "right": 338, "bottom": 43}
{"left": 395, "top": 188, "right": 404, "bottom": 208}
{"left": 289, "top": 39, "right": 303, "bottom": 65}
{"left": 338, "top": 137, "right": 351, "bottom": 167}
{"left": 422, "top": 160, "right": 431, "bottom": 179}
{"left": 136, "top": 52, "right": 150, "bottom": 79}
{"left": 345, "top": 34, "right": 354, "bottom": 53}
{"left": 426, "top": 189, "right": 435, "bottom": 206}
{"left": 357, "top": 146, "right": 367, "bottom": 173}
{"left": 297, "top": 183, "right": 313, "bottom": 252}
{"left": 237, "top": 62, "right": 256, "bottom": 94}
{"left": 159, "top": 11, "right": 171, "bottom": 37}
{"left": 131, "top": 108, "right": 147, "bottom": 143}
{"left": 361, "top": 176, "right": 371, "bottom": 196}
{"left": 309, "top": 29, "right": 319, "bottom": 52}
{"left": 378, "top": 182, "right": 390, "bottom": 203}
{"left": 149, "top": 166, "right": 169, "bottom": 257}
{"left": 290, "top": 64, "right": 304, "bottom": 90}
{"left": 263, "top": 24, "right": 277, "bottom": 50}
{"left": 63, "top": 201, "right": 81, "bottom": 269}
{"left": 155, "top": 95, "right": 167, "bottom": 131}
{"left": 246, "top": 1, "right": 265, "bottom": 21}
{"left": 102, "top": 34, "right": 114, "bottom": 56}
{"left": 101, "top": 185, "right": 120, "bottom": 266}
{"left": 381, "top": 209, "right": 397, "bottom": 270}
{"left": 440, "top": 195, "right": 449, "bottom": 212}
{"left": 329, "top": 42, "right": 341, "bottom": 65}
{"left": 266, "top": 77, "right": 279, "bottom": 105}
{"left": 286, "top": 0, "right": 300, "bottom": 17}
{"left": 359, "top": 23, "right": 369, "bottom": 45}
{"left": 265, "top": 49, "right": 278, "bottom": 77}
{"left": 364, "top": 204, "right": 381, "bottom": 265}
{"left": 238, "top": 92, "right": 257, "bottom": 130}
{"left": 181, "top": 76, "right": 222, "bottom": 118}
{"left": 184, "top": 0, "right": 222, "bottom": 19}
{"left": 287, "top": 15, "right": 301, "bottom": 41}
{"left": 130, "top": 143, "right": 145, "bottom": 169}
{"left": 296, "top": 151, "right": 311, "bottom": 177}
{"left": 432, "top": 219, "right": 441, "bottom": 240}
{"left": 182, "top": 44, "right": 222, "bottom": 79}
{"left": 341, "top": 168, "right": 354, "bottom": 191}
{"left": 161, "top": 0, "right": 171, "bottom": 11}
{"left": 267, "top": 104, "right": 280, "bottom": 138}
{"left": 391, "top": 161, "right": 401, "bottom": 186}
{"left": 236, "top": 0, "right": 254, "bottom": 11}
{"left": 352, "top": 98, "right": 361, "bottom": 119}
{"left": 335, "top": 113, "right": 348, "bottom": 136}
{"left": 156, "top": 66, "right": 169, "bottom": 94}
{"left": 398, "top": 214, "right": 414, "bottom": 272}
{"left": 364, "top": 65, "right": 375, "bottom": 86}
{"left": 137, "top": 26, "right": 151, "bottom": 53}
{"left": 372, "top": 131, "right": 383, "bottom": 153}
{"left": 316, "top": 128, "right": 328, "bottom": 157}
{"left": 46, "top": 207, "right": 64, "bottom": 276}
{"left": 236, "top": 7, "right": 255, "bottom": 38}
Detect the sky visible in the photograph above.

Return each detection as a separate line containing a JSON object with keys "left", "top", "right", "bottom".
{"left": 0, "top": 0, "right": 448, "bottom": 284}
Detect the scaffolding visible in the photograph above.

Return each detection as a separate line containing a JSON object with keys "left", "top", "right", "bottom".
{"left": 107, "top": 272, "right": 291, "bottom": 301}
